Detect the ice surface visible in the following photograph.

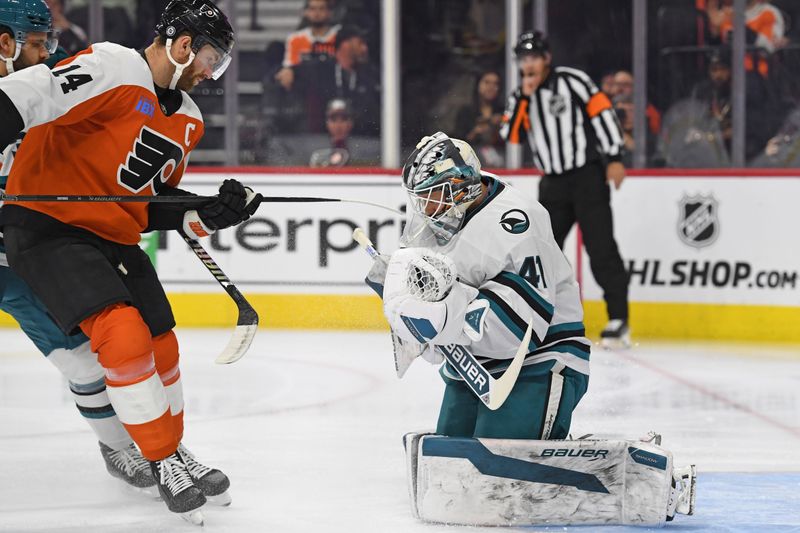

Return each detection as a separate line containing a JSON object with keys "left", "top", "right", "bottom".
{"left": 1, "top": 329, "right": 798, "bottom": 532}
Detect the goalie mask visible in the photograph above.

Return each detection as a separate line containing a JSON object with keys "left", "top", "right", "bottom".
{"left": 401, "top": 132, "right": 483, "bottom": 247}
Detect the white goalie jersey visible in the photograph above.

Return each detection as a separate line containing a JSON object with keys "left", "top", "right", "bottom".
{"left": 403, "top": 173, "right": 590, "bottom": 379}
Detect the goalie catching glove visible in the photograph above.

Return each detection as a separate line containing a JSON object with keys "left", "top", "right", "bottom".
{"left": 183, "top": 179, "right": 264, "bottom": 238}
{"left": 383, "top": 248, "right": 487, "bottom": 347}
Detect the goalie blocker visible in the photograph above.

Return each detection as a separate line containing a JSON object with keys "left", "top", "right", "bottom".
{"left": 404, "top": 432, "right": 696, "bottom": 527}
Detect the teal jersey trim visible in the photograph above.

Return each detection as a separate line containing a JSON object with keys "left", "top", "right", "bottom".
{"left": 495, "top": 271, "right": 555, "bottom": 320}
{"left": 461, "top": 176, "right": 504, "bottom": 230}
{"left": 476, "top": 291, "right": 537, "bottom": 350}
{"left": 547, "top": 321, "right": 585, "bottom": 334}
{"left": 542, "top": 321, "right": 586, "bottom": 344}
{"left": 541, "top": 342, "right": 591, "bottom": 361}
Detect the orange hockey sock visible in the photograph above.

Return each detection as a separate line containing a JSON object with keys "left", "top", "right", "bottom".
{"left": 153, "top": 330, "right": 184, "bottom": 443}
{"left": 80, "top": 304, "right": 176, "bottom": 460}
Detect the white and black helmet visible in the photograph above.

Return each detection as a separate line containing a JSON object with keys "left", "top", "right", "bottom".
{"left": 401, "top": 132, "right": 484, "bottom": 245}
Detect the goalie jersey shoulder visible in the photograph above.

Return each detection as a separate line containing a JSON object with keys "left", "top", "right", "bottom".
{"left": 453, "top": 173, "right": 556, "bottom": 283}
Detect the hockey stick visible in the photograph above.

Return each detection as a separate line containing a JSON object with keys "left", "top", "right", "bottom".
{"left": 352, "top": 228, "right": 531, "bottom": 410}
{"left": 180, "top": 231, "right": 258, "bottom": 364}
{"left": 0, "top": 193, "right": 402, "bottom": 214}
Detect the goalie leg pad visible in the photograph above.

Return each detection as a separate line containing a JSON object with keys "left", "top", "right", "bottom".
{"left": 406, "top": 434, "right": 694, "bottom": 527}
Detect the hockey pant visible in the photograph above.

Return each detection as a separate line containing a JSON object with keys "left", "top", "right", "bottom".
{"left": 80, "top": 303, "right": 185, "bottom": 461}
{"left": 437, "top": 360, "right": 588, "bottom": 439}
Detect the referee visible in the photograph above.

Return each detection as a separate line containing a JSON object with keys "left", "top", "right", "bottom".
{"left": 500, "top": 31, "right": 630, "bottom": 347}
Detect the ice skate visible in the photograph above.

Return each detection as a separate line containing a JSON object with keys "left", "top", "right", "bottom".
{"left": 178, "top": 443, "right": 232, "bottom": 506}
{"left": 666, "top": 465, "right": 697, "bottom": 521}
{"left": 99, "top": 442, "right": 158, "bottom": 498}
{"left": 150, "top": 452, "right": 207, "bottom": 525}
{"left": 600, "top": 319, "right": 631, "bottom": 349}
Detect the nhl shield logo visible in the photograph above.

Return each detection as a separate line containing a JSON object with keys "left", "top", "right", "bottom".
{"left": 548, "top": 94, "right": 566, "bottom": 116}
{"left": 677, "top": 194, "right": 719, "bottom": 248}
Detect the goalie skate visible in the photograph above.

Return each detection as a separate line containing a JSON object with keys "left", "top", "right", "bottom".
{"left": 600, "top": 319, "right": 631, "bottom": 349}
{"left": 150, "top": 453, "right": 206, "bottom": 525}
{"left": 667, "top": 465, "right": 697, "bottom": 520}
{"left": 178, "top": 443, "right": 232, "bottom": 506}
{"left": 99, "top": 442, "right": 158, "bottom": 498}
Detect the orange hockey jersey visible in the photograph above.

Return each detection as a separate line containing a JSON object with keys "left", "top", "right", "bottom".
{"left": 0, "top": 42, "right": 205, "bottom": 245}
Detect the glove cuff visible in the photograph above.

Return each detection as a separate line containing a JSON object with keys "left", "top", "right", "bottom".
{"left": 182, "top": 209, "right": 216, "bottom": 238}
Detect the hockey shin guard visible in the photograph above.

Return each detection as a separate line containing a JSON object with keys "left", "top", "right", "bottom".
{"left": 47, "top": 341, "right": 133, "bottom": 450}
{"left": 153, "top": 330, "right": 184, "bottom": 443}
{"left": 81, "top": 304, "right": 174, "bottom": 461}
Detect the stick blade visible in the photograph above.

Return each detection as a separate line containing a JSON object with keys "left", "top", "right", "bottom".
{"left": 215, "top": 324, "right": 258, "bottom": 364}
{"left": 486, "top": 320, "right": 533, "bottom": 410}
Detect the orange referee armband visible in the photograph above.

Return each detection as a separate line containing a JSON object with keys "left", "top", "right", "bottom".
{"left": 587, "top": 92, "right": 612, "bottom": 118}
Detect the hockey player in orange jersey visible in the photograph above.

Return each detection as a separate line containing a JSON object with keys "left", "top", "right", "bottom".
{"left": 0, "top": 0, "right": 166, "bottom": 499}
{"left": 0, "top": 0, "right": 262, "bottom": 525}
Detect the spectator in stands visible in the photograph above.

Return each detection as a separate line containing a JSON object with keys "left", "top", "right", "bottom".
{"left": 600, "top": 71, "right": 617, "bottom": 96}
{"left": 613, "top": 94, "right": 635, "bottom": 166}
{"left": 309, "top": 98, "right": 354, "bottom": 167}
{"left": 287, "top": 25, "right": 380, "bottom": 135}
{"left": 657, "top": 47, "right": 778, "bottom": 166}
{"left": 690, "top": 50, "right": 732, "bottom": 149}
{"left": 706, "top": 0, "right": 787, "bottom": 77}
{"left": 656, "top": 49, "right": 733, "bottom": 167}
{"left": 752, "top": 105, "right": 800, "bottom": 167}
{"left": 325, "top": 98, "right": 353, "bottom": 148}
{"left": 45, "top": 0, "right": 87, "bottom": 55}
{"left": 275, "top": 0, "right": 340, "bottom": 91}
{"left": 708, "top": 0, "right": 787, "bottom": 51}
{"left": 613, "top": 70, "right": 661, "bottom": 135}
{"left": 453, "top": 70, "right": 504, "bottom": 167}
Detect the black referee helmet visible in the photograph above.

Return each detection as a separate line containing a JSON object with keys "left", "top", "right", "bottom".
{"left": 513, "top": 31, "right": 549, "bottom": 58}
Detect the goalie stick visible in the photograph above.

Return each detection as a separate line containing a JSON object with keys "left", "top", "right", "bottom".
{"left": 352, "top": 228, "right": 531, "bottom": 410}
{"left": 180, "top": 231, "right": 258, "bottom": 364}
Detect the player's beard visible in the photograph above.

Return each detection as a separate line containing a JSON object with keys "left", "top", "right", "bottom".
{"left": 12, "top": 54, "right": 36, "bottom": 72}
{"left": 175, "top": 63, "right": 205, "bottom": 92}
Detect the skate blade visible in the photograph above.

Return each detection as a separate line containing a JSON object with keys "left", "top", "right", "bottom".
{"left": 206, "top": 491, "right": 232, "bottom": 507}
{"left": 137, "top": 485, "right": 161, "bottom": 500}
{"left": 121, "top": 481, "right": 161, "bottom": 500}
{"left": 675, "top": 465, "right": 697, "bottom": 516}
{"left": 180, "top": 509, "right": 205, "bottom": 526}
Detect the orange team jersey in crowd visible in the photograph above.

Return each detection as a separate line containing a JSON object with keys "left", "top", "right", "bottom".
{"left": 719, "top": 3, "right": 784, "bottom": 51}
{"left": 0, "top": 42, "right": 204, "bottom": 245}
{"left": 282, "top": 25, "right": 340, "bottom": 67}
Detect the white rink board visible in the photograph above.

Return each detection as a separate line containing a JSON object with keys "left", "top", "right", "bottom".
{"left": 157, "top": 173, "right": 406, "bottom": 295}
{"left": 575, "top": 176, "right": 800, "bottom": 307}
{"left": 160, "top": 172, "right": 799, "bottom": 307}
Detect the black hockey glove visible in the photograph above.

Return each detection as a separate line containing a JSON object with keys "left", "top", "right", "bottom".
{"left": 198, "top": 179, "right": 263, "bottom": 231}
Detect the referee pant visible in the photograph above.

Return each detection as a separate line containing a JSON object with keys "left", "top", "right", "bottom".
{"left": 538, "top": 161, "right": 629, "bottom": 320}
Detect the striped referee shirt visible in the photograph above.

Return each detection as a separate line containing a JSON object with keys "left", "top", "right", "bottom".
{"left": 500, "top": 66, "right": 624, "bottom": 175}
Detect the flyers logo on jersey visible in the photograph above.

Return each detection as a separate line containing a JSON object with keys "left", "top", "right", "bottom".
{"left": 118, "top": 127, "right": 185, "bottom": 194}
